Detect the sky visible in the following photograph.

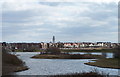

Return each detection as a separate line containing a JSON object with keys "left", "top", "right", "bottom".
{"left": 0, "top": 0, "right": 119, "bottom": 43}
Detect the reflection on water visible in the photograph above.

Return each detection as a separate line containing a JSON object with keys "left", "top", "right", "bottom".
{"left": 70, "top": 52, "right": 113, "bottom": 58}
{"left": 14, "top": 52, "right": 118, "bottom": 75}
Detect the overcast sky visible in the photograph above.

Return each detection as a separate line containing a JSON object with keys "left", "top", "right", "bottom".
{"left": 1, "top": 0, "right": 119, "bottom": 43}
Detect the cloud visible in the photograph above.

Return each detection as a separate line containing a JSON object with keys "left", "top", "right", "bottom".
{"left": 1, "top": 1, "right": 118, "bottom": 42}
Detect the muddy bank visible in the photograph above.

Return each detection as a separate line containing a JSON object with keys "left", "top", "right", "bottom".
{"left": 2, "top": 50, "right": 29, "bottom": 76}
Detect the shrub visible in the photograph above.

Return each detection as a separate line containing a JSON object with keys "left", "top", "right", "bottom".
{"left": 50, "top": 70, "right": 108, "bottom": 77}
{"left": 113, "top": 46, "right": 120, "bottom": 58}
{"left": 45, "top": 47, "right": 61, "bottom": 55}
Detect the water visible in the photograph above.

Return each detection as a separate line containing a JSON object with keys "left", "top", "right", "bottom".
{"left": 14, "top": 52, "right": 119, "bottom": 75}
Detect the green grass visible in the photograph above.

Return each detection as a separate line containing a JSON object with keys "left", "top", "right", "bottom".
{"left": 61, "top": 49, "right": 114, "bottom": 52}
{"left": 85, "top": 58, "right": 120, "bottom": 69}
{"left": 15, "top": 49, "right": 44, "bottom": 52}
{"left": 15, "top": 49, "right": 24, "bottom": 52}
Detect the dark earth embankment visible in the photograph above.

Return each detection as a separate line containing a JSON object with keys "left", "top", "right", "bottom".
{"left": 2, "top": 50, "right": 28, "bottom": 76}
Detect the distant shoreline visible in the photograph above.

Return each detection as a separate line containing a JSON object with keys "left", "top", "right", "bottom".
{"left": 14, "top": 48, "right": 115, "bottom": 53}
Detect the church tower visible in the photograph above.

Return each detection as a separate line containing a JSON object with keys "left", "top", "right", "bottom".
{"left": 53, "top": 36, "right": 55, "bottom": 43}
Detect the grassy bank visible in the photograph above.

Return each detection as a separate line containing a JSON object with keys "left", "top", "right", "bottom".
{"left": 2, "top": 70, "right": 109, "bottom": 77}
{"left": 31, "top": 54, "right": 104, "bottom": 59}
{"left": 15, "top": 49, "right": 43, "bottom": 52}
{"left": 31, "top": 47, "right": 105, "bottom": 59}
{"left": 50, "top": 71, "right": 109, "bottom": 77}
{"left": 61, "top": 49, "right": 114, "bottom": 53}
{"left": 2, "top": 50, "right": 28, "bottom": 75}
{"left": 85, "top": 58, "right": 120, "bottom": 69}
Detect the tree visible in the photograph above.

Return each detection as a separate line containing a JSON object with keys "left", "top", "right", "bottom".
{"left": 45, "top": 47, "right": 61, "bottom": 55}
